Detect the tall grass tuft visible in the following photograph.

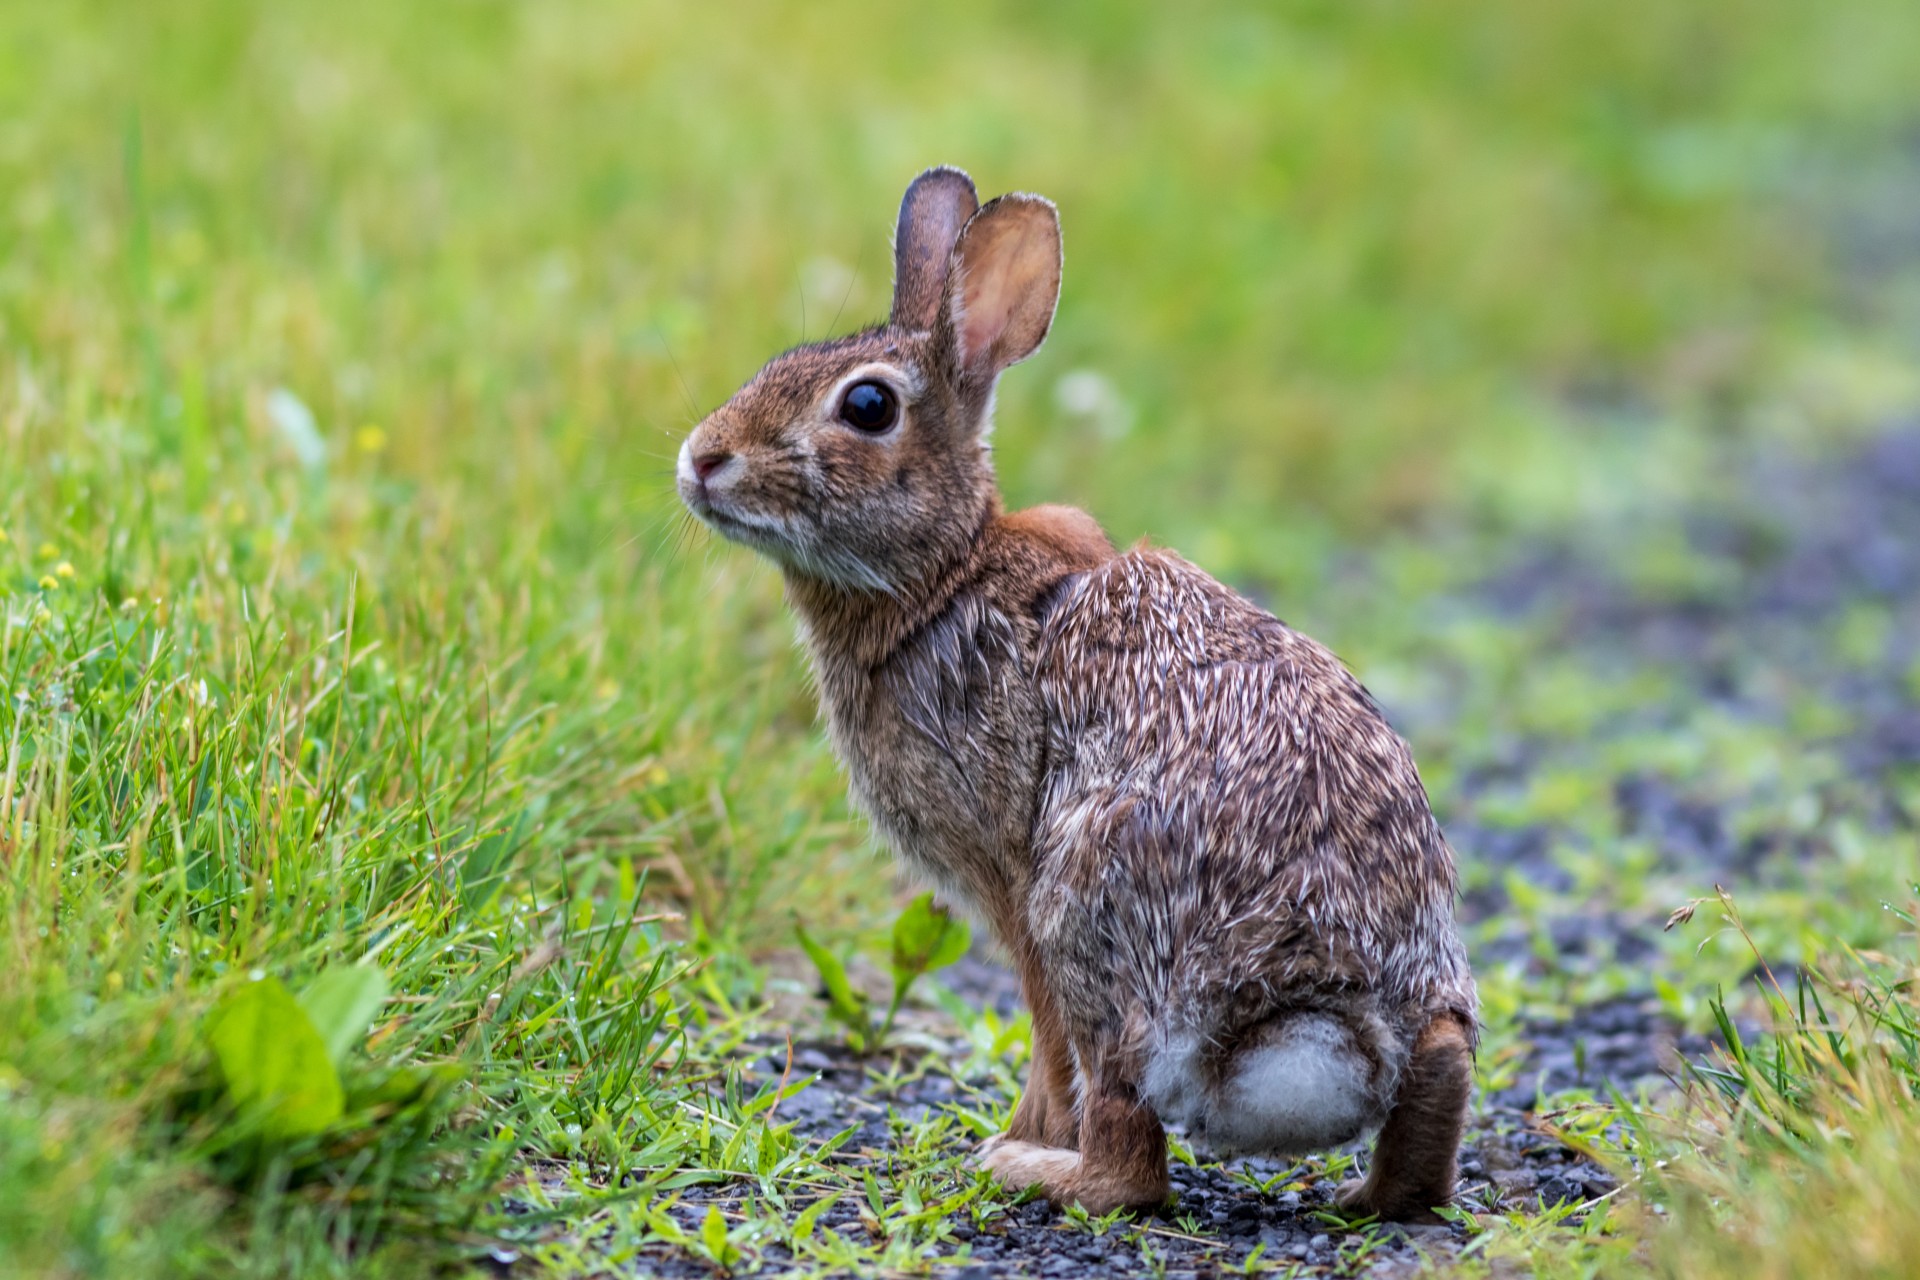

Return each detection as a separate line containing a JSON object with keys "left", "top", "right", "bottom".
{"left": 1643, "top": 890, "right": 1920, "bottom": 1279}
{"left": 0, "top": 580, "right": 707, "bottom": 1273}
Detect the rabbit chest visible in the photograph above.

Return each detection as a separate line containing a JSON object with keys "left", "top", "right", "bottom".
{"left": 807, "top": 589, "right": 1049, "bottom": 917}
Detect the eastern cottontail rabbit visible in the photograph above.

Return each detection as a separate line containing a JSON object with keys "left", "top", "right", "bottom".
{"left": 678, "top": 167, "right": 1477, "bottom": 1221}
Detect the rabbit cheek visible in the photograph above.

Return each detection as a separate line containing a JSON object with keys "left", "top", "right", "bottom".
{"left": 809, "top": 433, "right": 886, "bottom": 501}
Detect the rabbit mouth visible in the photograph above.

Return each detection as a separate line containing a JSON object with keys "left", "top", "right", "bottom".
{"left": 695, "top": 498, "right": 789, "bottom": 543}
{"left": 691, "top": 498, "right": 812, "bottom": 560}
{"left": 691, "top": 501, "right": 898, "bottom": 594}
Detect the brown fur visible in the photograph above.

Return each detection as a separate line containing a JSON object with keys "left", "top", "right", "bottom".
{"left": 1005, "top": 934, "right": 1080, "bottom": 1149}
{"left": 677, "top": 167, "right": 1477, "bottom": 1222}
{"left": 982, "top": 1084, "right": 1171, "bottom": 1214}
{"left": 1336, "top": 1013, "right": 1474, "bottom": 1221}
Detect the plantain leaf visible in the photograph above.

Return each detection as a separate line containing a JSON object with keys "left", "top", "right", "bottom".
{"left": 297, "top": 964, "right": 390, "bottom": 1067}
{"left": 204, "top": 974, "right": 344, "bottom": 1138}
{"left": 889, "top": 892, "right": 969, "bottom": 986}
{"left": 794, "top": 918, "right": 870, "bottom": 1043}
{"left": 791, "top": 1192, "right": 840, "bottom": 1244}
{"left": 700, "top": 1204, "right": 735, "bottom": 1264}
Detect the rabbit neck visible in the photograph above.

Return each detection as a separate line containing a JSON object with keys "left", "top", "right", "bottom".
{"left": 781, "top": 498, "right": 1119, "bottom": 676}
{"left": 778, "top": 502, "right": 1116, "bottom": 932}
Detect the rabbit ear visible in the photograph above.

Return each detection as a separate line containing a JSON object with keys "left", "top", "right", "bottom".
{"left": 941, "top": 193, "right": 1062, "bottom": 382}
{"left": 891, "top": 167, "right": 979, "bottom": 331}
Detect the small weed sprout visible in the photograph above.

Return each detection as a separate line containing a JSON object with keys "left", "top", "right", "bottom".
{"left": 794, "top": 892, "right": 970, "bottom": 1053}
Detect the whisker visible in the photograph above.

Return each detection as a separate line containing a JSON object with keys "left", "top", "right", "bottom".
{"left": 794, "top": 255, "right": 809, "bottom": 344}
{"left": 656, "top": 327, "right": 702, "bottom": 420}
{"left": 825, "top": 258, "right": 860, "bottom": 336}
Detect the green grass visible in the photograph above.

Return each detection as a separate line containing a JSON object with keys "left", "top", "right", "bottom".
{"left": 1640, "top": 894, "right": 1920, "bottom": 1280}
{"left": 5, "top": 0, "right": 1920, "bottom": 1275}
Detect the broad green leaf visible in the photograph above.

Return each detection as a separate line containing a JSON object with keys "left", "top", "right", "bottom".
{"left": 890, "top": 893, "right": 970, "bottom": 985}
{"left": 297, "top": 964, "right": 390, "bottom": 1067}
{"left": 794, "top": 919, "right": 869, "bottom": 1032}
{"left": 203, "top": 975, "right": 344, "bottom": 1138}
{"left": 644, "top": 1205, "right": 690, "bottom": 1247}
{"left": 182, "top": 848, "right": 214, "bottom": 894}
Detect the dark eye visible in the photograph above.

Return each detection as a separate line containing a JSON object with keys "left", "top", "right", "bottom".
{"left": 838, "top": 380, "right": 899, "bottom": 433}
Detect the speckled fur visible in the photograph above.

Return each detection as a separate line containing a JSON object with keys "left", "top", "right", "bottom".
{"left": 678, "top": 167, "right": 1478, "bottom": 1220}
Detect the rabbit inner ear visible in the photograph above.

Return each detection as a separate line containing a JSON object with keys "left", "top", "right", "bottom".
{"left": 946, "top": 194, "right": 1062, "bottom": 381}
{"left": 891, "top": 167, "right": 979, "bottom": 331}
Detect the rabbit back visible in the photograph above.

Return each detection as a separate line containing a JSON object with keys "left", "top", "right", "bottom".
{"left": 1029, "top": 549, "right": 1475, "bottom": 1078}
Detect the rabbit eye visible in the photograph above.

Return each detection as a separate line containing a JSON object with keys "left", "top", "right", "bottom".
{"left": 838, "top": 380, "right": 899, "bottom": 433}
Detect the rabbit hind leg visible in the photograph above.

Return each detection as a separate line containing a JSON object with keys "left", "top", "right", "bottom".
{"left": 1335, "top": 1012, "right": 1472, "bottom": 1223}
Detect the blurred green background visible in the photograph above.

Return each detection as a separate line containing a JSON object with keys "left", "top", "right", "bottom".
{"left": 12, "top": 0, "right": 1920, "bottom": 557}
{"left": 4, "top": 1, "right": 1920, "bottom": 1273}
{"left": 6, "top": 0, "right": 1919, "bottom": 1068}
{"left": 9, "top": 0, "right": 1917, "bottom": 932}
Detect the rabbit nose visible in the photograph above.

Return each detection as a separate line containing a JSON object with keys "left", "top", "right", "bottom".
{"left": 690, "top": 450, "right": 734, "bottom": 482}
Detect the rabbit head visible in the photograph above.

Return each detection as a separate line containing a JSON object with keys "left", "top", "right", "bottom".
{"left": 678, "top": 167, "right": 1062, "bottom": 592}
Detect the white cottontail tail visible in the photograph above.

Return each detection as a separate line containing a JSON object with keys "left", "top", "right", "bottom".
{"left": 678, "top": 167, "right": 1476, "bottom": 1221}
